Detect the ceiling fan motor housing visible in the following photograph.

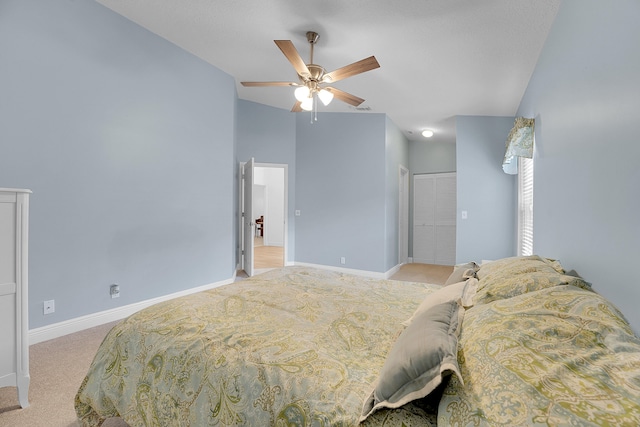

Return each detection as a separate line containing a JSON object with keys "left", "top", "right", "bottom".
{"left": 300, "top": 64, "right": 326, "bottom": 91}
{"left": 306, "top": 31, "right": 319, "bottom": 44}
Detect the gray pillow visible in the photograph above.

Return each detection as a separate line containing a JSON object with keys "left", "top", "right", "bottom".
{"left": 360, "top": 300, "right": 464, "bottom": 421}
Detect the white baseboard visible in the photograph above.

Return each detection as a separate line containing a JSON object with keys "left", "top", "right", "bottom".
{"left": 293, "top": 262, "right": 401, "bottom": 280}
{"left": 28, "top": 262, "right": 407, "bottom": 345}
{"left": 29, "top": 274, "right": 236, "bottom": 345}
{"left": 384, "top": 263, "right": 403, "bottom": 279}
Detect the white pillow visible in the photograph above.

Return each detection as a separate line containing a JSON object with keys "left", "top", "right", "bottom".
{"left": 402, "top": 278, "right": 477, "bottom": 327}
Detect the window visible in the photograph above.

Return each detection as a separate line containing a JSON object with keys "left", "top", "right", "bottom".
{"left": 517, "top": 157, "right": 534, "bottom": 256}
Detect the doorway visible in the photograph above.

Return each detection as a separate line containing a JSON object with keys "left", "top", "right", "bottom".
{"left": 240, "top": 161, "right": 288, "bottom": 276}
{"left": 253, "top": 165, "right": 286, "bottom": 271}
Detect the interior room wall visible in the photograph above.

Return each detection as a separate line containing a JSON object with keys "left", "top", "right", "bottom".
{"left": 409, "top": 140, "right": 457, "bottom": 176}
{"left": 295, "top": 112, "right": 387, "bottom": 273}
{"left": 456, "top": 116, "right": 516, "bottom": 263}
{"left": 253, "top": 183, "right": 267, "bottom": 221}
{"left": 0, "top": 0, "right": 236, "bottom": 329}
{"left": 516, "top": 0, "right": 640, "bottom": 332}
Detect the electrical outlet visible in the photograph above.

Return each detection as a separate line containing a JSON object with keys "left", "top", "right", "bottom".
{"left": 340, "top": 257, "right": 346, "bottom": 265}
{"left": 44, "top": 300, "right": 55, "bottom": 315}
{"left": 110, "top": 284, "right": 120, "bottom": 299}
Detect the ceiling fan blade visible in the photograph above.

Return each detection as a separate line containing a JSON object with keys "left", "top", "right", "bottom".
{"left": 323, "top": 56, "right": 380, "bottom": 83}
{"left": 325, "top": 87, "right": 365, "bottom": 107}
{"left": 274, "top": 40, "right": 311, "bottom": 78}
{"left": 241, "top": 81, "right": 298, "bottom": 87}
{"left": 291, "top": 101, "right": 303, "bottom": 112}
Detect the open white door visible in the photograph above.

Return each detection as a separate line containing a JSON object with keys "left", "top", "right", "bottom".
{"left": 243, "top": 158, "right": 255, "bottom": 276}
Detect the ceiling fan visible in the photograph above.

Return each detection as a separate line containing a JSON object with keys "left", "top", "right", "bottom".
{"left": 241, "top": 31, "right": 380, "bottom": 113}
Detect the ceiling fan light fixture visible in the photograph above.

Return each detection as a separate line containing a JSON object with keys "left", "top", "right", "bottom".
{"left": 318, "top": 89, "right": 334, "bottom": 106}
{"left": 422, "top": 130, "right": 434, "bottom": 138}
{"left": 300, "top": 97, "right": 313, "bottom": 111}
{"left": 294, "top": 86, "right": 310, "bottom": 102}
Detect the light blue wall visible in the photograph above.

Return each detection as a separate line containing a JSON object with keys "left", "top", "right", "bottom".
{"left": 409, "top": 140, "right": 457, "bottom": 176}
{"left": 456, "top": 116, "right": 516, "bottom": 263}
{"left": 516, "top": 0, "right": 640, "bottom": 332}
{"left": 295, "top": 112, "right": 388, "bottom": 272}
{"left": 384, "top": 117, "right": 410, "bottom": 270}
{"left": 0, "top": 1, "right": 236, "bottom": 329}
{"left": 236, "top": 100, "right": 297, "bottom": 263}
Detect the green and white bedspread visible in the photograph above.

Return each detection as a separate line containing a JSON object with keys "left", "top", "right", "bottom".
{"left": 75, "top": 267, "right": 440, "bottom": 426}
{"left": 438, "top": 265, "right": 640, "bottom": 426}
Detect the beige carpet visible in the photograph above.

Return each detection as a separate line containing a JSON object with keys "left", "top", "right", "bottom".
{"left": 0, "top": 321, "right": 128, "bottom": 427}
{"left": 389, "top": 262, "right": 453, "bottom": 285}
{"left": 0, "top": 263, "right": 449, "bottom": 426}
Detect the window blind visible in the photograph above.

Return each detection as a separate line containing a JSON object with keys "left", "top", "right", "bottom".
{"left": 518, "top": 157, "right": 534, "bottom": 256}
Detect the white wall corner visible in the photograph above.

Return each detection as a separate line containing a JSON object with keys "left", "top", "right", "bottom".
{"left": 384, "top": 263, "right": 403, "bottom": 279}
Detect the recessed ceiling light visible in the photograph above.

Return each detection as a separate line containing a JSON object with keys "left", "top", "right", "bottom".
{"left": 421, "top": 130, "right": 434, "bottom": 138}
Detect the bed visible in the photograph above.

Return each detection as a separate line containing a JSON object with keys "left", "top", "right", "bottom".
{"left": 75, "top": 257, "right": 640, "bottom": 426}
{"left": 75, "top": 267, "right": 445, "bottom": 426}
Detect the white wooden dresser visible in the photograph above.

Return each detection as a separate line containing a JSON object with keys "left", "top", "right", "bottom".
{"left": 0, "top": 188, "right": 30, "bottom": 408}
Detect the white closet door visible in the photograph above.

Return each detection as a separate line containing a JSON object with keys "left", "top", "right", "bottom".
{"left": 413, "top": 173, "right": 456, "bottom": 265}
{"left": 434, "top": 175, "right": 456, "bottom": 265}
{"left": 413, "top": 175, "right": 436, "bottom": 264}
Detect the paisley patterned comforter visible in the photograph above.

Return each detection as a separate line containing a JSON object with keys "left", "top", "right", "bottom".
{"left": 438, "top": 257, "right": 640, "bottom": 426}
{"left": 75, "top": 267, "right": 441, "bottom": 426}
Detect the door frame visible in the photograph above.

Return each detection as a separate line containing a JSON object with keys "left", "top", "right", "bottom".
{"left": 399, "top": 165, "right": 410, "bottom": 265}
{"left": 255, "top": 162, "right": 288, "bottom": 265}
{"left": 241, "top": 158, "right": 255, "bottom": 276}
{"left": 238, "top": 161, "right": 289, "bottom": 274}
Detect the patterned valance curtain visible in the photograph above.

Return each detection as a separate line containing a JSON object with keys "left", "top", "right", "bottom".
{"left": 502, "top": 117, "right": 534, "bottom": 174}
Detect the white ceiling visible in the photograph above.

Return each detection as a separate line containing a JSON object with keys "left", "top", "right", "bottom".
{"left": 96, "top": 0, "right": 560, "bottom": 142}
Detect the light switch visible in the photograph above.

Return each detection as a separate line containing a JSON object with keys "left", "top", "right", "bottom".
{"left": 461, "top": 210, "right": 468, "bottom": 219}
{"left": 295, "top": 210, "right": 301, "bottom": 216}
